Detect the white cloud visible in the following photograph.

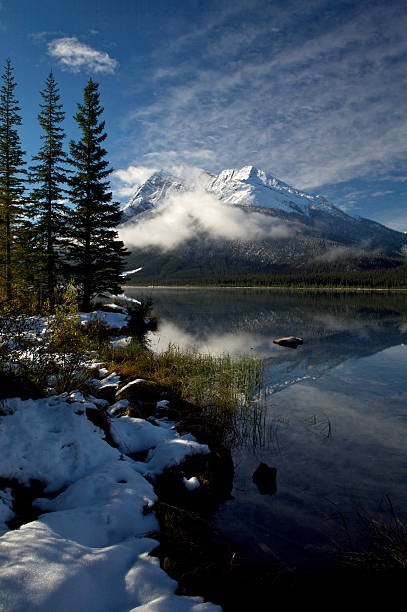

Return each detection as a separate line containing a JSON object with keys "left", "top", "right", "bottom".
{"left": 48, "top": 36, "right": 118, "bottom": 74}
{"left": 113, "top": 165, "right": 157, "bottom": 198}
{"left": 119, "top": 187, "right": 293, "bottom": 250}
{"left": 314, "top": 243, "right": 379, "bottom": 263}
{"left": 113, "top": 163, "right": 214, "bottom": 201}
{"left": 122, "top": 0, "right": 407, "bottom": 196}
{"left": 371, "top": 190, "right": 394, "bottom": 197}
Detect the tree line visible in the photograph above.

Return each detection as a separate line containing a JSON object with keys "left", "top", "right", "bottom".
{"left": 0, "top": 59, "right": 127, "bottom": 311}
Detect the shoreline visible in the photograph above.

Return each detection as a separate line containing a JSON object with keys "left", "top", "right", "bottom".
{"left": 125, "top": 284, "right": 407, "bottom": 292}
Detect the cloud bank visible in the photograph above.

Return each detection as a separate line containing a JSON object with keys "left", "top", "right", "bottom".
{"left": 119, "top": 188, "right": 293, "bottom": 250}
{"left": 48, "top": 36, "right": 118, "bottom": 73}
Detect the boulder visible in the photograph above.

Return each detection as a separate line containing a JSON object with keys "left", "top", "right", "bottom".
{"left": 273, "top": 336, "right": 303, "bottom": 349}
{"left": 252, "top": 462, "right": 277, "bottom": 496}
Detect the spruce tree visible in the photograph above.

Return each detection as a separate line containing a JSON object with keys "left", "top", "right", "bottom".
{"left": 67, "top": 79, "right": 127, "bottom": 311}
{"left": 30, "top": 72, "right": 68, "bottom": 306}
{"left": 0, "top": 59, "right": 26, "bottom": 301}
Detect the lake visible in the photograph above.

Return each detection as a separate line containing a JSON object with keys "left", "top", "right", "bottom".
{"left": 125, "top": 287, "right": 407, "bottom": 568}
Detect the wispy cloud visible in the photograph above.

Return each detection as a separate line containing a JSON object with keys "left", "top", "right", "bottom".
{"left": 112, "top": 164, "right": 213, "bottom": 201}
{"left": 121, "top": 0, "right": 407, "bottom": 194}
{"left": 314, "top": 242, "right": 379, "bottom": 263}
{"left": 48, "top": 36, "right": 118, "bottom": 73}
{"left": 371, "top": 190, "right": 394, "bottom": 198}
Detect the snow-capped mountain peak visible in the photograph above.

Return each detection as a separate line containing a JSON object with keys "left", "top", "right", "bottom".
{"left": 121, "top": 163, "right": 349, "bottom": 222}
{"left": 122, "top": 169, "right": 186, "bottom": 220}
{"left": 206, "top": 165, "right": 346, "bottom": 218}
{"left": 120, "top": 164, "right": 406, "bottom": 279}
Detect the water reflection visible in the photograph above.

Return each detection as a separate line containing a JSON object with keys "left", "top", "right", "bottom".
{"left": 125, "top": 288, "right": 407, "bottom": 565}
{"left": 130, "top": 288, "right": 407, "bottom": 394}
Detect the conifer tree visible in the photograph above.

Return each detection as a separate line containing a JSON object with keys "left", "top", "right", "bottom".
{"left": 67, "top": 79, "right": 127, "bottom": 311}
{"left": 30, "top": 72, "right": 68, "bottom": 306}
{"left": 0, "top": 59, "right": 26, "bottom": 301}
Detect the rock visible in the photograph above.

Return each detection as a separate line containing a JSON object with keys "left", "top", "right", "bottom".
{"left": 252, "top": 462, "right": 277, "bottom": 496}
{"left": 273, "top": 336, "right": 303, "bottom": 349}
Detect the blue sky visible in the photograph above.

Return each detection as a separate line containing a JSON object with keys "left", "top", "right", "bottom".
{"left": 1, "top": 0, "right": 407, "bottom": 231}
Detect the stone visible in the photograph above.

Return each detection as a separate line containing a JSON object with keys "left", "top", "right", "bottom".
{"left": 273, "top": 336, "right": 303, "bottom": 349}
{"left": 252, "top": 462, "right": 277, "bottom": 496}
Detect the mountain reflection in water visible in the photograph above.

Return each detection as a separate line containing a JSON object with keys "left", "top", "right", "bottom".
{"left": 125, "top": 288, "right": 407, "bottom": 566}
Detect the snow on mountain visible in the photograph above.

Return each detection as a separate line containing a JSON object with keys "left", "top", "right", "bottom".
{"left": 206, "top": 165, "right": 348, "bottom": 218}
{"left": 120, "top": 165, "right": 406, "bottom": 277}
{"left": 122, "top": 170, "right": 186, "bottom": 221}
{"left": 122, "top": 165, "right": 349, "bottom": 221}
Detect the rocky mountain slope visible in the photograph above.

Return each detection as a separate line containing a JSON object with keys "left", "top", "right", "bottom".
{"left": 120, "top": 166, "right": 406, "bottom": 282}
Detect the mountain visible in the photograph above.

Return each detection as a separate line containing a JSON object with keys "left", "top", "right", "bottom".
{"left": 206, "top": 165, "right": 345, "bottom": 217}
{"left": 121, "top": 166, "right": 407, "bottom": 283}
{"left": 122, "top": 169, "right": 187, "bottom": 221}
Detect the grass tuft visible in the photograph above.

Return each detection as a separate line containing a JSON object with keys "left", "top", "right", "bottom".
{"left": 103, "top": 341, "right": 264, "bottom": 446}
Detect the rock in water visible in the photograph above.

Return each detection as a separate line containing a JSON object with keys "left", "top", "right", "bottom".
{"left": 252, "top": 462, "right": 277, "bottom": 496}
{"left": 273, "top": 336, "right": 303, "bottom": 349}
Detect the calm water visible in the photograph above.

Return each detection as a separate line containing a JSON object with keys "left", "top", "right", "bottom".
{"left": 126, "top": 287, "right": 407, "bottom": 567}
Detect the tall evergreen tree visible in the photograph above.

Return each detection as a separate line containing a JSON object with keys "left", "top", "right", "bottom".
{"left": 67, "top": 79, "right": 127, "bottom": 311}
{"left": 0, "top": 59, "right": 26, "bottom": 301}
{"left": 30, "top": 72, "right": 68, "bottom": 306}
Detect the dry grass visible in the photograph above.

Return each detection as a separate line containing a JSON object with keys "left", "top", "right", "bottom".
{"left": 341, "top": 498, "right": 407, "bottom": 572}
{"left": 103, "top": 341, "right": 265, "bottom": 446}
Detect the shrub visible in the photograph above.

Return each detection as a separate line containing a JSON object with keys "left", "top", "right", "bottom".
{"left": 0, "top": 282, "right": 90, "bottom": 396}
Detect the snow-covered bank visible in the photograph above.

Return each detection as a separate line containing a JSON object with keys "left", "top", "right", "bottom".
{"left": 0, "top": 385, "right": 218, "bottom": 611}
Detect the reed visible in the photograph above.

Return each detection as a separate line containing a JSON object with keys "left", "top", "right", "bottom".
{"left": 104, "top": 341, "right": 265, "bottom": 446}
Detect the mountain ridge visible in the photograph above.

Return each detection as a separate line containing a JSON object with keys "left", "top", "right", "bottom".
{"left": 122, "top": 164, "right": 352, "bottom": 221}
{"left": 120, "top": 165, "right": 406, "bottom": 283}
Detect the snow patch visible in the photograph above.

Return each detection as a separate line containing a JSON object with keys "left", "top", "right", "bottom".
{"left": 110, "top": 416, "right": 174, "bottom": 454}
{"left": 183, "top": 476, "right": 201, "bottom": 492}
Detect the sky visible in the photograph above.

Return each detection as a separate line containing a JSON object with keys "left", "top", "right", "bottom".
{"left": 1, "top": 0, "right": 407, "bottom": 231}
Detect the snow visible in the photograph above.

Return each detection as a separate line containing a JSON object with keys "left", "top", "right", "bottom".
{"left": 0, "top": 489, "right": 14, "bottom": 536}
{"left": 115, "top": 293, "right": 142, "bottom": 306}
{"left": 122, "top": 164, "right": 349, "bottom": 224}
{"left": 207, "top": 165, "right": 346, "bottom": 217}
{"left": 134, "top": 437, "right": 210, "bottom": 479}
{"left": 80, "top": 310, "right": 129, "bottom": 330}
{"left": 123, "top": 267, "right": 143, "bottom": 276}
{"left": 0, "top": 526, "right": 201, "bottom": 612}
{"left": 156, "top": 399, "right": 170, "bottom": 410}
{"left": 102, "top": 302, "right": 129, "bottom": 312}
{"left": 122, "top": 170, "right": 186, "bottom": 220}
{"left": 34, "top": 459, "right": 158, "bottom": 547}
{"left": 91, "top": 370, "right": 121, "bottom": 390}
{"left": 0, "top": 292, "right": 219, "bottom": 611}
{"left": 107, "top": 398, "right": 130, "bottom": 416}
{"left": 110, "top": 335, "right": 133, "bottom": 348}
{"left": 0, "top": 392, "right": 217, "bottom": 611}
{"left": 116, "top": 378, "right": 145, "bottom": 396}
{"left": 110, "top": 416, "right": 175, "bottom": 454}
{"left": 0, "top": 396, "right": 118, "bottom": 492}
{"left": 92, "top": 292, "right": 141, "bottom": 307}
{"left": 183, "top": 476, "right": 201, "bottom": 492}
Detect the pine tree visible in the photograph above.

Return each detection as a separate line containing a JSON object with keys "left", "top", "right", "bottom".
{"left": 0, "top": 59, "right": 26, "bottom": 301}
{"left": 30, "top": 72, "right": 68, "bottom": 306}
{"left": 67, "top": 79, "right": 128, "bottom": 311}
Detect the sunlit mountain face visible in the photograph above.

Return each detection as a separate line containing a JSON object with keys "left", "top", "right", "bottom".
{"left": 120, "top": 166, "right": 406, "bottom": 282}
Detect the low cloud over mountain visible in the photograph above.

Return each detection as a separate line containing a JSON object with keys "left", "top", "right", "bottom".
{"left": 118, "top": 165, "right": 406, "bottom": 280}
